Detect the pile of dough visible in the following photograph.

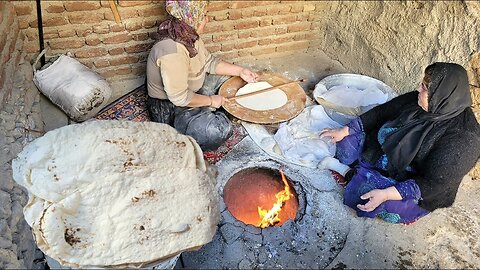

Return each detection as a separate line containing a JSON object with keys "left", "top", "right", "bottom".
{"left": 12, "top": 120, "right": 219, "bottom": 268}
{"left": 235, "top": 81, "right": 288, "bottom": 111}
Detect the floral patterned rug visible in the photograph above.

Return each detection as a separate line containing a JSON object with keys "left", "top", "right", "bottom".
{"left": 95, "top": 85, "right": 246, "bottom": 164}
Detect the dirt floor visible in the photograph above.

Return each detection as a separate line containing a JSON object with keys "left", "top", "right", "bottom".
{"left": 208, "top": 50, "right": 480, "bottom": 269}
{"left": 36, "top": 50, "right": 479, "bottom": 269}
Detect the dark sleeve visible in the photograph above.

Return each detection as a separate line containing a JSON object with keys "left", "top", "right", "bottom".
{"left": 394, "top": 179, "right": 421, "bottom": 200}
{"left": 414, "top": 126, "right": 480, "bottom": 211}
{"left": 360, "top": 91, "right": 417, "bottom": 133}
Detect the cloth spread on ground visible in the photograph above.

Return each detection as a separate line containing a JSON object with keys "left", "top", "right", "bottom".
{"left": 95, "top": 85, "right": 246, "bottom": 164}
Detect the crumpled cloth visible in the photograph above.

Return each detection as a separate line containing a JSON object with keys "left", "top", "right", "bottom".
{"left": 273, "top": 105, "right": 342, "bottom": 167}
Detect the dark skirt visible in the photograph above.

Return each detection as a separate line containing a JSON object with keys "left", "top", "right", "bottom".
{"left": 147, "top": 75, "right": 233, "bottom": 151}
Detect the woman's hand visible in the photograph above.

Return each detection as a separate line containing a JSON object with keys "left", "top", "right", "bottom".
{"left": 320, "top": 126, "right": 349, "bottom": 143}
{"left": 357, "top": 186, "right": 402, "bottom": 212}
{"left": 239, "top": 68, "right": 258, "bottom": 83}
{"left": 210, "top": 95, "right": 227, "bottom": 108}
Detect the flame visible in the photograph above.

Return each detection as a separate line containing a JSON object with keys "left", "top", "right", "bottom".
{"left": 257, "top": 169, "right": 293, "bottom": 228}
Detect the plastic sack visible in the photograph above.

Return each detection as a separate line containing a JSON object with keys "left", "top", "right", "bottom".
{"left": 33, "top": 52, "right": 112, "bottom": 122}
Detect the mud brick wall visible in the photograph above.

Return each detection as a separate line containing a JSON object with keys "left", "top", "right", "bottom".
{"left": 0, "top": 2, "right": 44, "bottom": 269}
{"left": 12, "top": 0, "right": 318, "bottom": 95}
{"left": 0, "top": 1, "right": 25, "bottom": 110}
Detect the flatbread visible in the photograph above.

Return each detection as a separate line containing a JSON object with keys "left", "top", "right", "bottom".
{"left": 235, "top": 82, "right": 288, "bottom": 111}
{"left": 12, "top": 120, "right": 219, "bottom": 268}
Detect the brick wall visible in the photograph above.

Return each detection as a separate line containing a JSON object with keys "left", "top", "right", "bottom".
{"left": 13, "top": 0, "right": 319, "bottom": 86}
{"left": 0, "top": 1, "right": 25, "bottom": 110}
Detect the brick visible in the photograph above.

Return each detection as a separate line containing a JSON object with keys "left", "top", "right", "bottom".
{"left": 221, "top": 43, "right": 235, "bottom": 52}
{"left": 14, "top": 4, "right": 33, "bottom": 16}
{"left": 273, "top": 15, "right": 298, "bottom": 25}
{"left": 218, "top": 51, "right": 238, "bottom": 60}
{"left": 234, "top": 20, "right": 259, "bottom": 30}
{"left": 212, "top": 33, "right": 238, "bottom": 42}
{"left": 205, "top": 44, "right": 221, "bottom": 53}
{"left": 99, "top": 0, "right": 111, "bottom": 8}
{"left": 222, "top": 21, "right": 235, "bottom": 31}
{"left": 85, "top": 36, "right": 101, "bottom": 46}
{"left": 109, "top": 47, "right": 125, "bottom": 55}
{"left": 64, "top": 1, "right": 100, "bottom": 11}
{"left": 94, "top": 59, "right": 110, "bottom": 68}
{"left": 0, "top": 34, "right": 6, "bottom": 51}
{"left": 40, "top": 17, "right": 68, "bottom": 27}
{"left": 108, "top": 24, "right": 124, "bottom": 32}
{"left": 103, "top": 33, "right": 131, "bottom": 44}
{"left": 241, "top": 9, "right": 255, "bottom": 18}
{"left": 228, "top": 10, "right": 241, "bottom": 20}
{"left": 44, "top": 31, "right": 59, "bottom": 39}
{"left": 238, "top": 50, "right": 252, "bottom": 57}
{"left": 78, "top": 59, "right": 94, "bottom": 69}
{"left": 69, "top": 13, "right": 103, "bottom": 24}
{"left": 25, "top": 29, "right": 38, "bottom": 41}
{"left": 275, "top": 26, "right": 288, "bottom": 35}
{"left": 251, "top": 46, "right": 276, "bottom": 56}
{"left": 6, "top": 10, "right": 14, "bottom": 28}
{"left": 287, "top": 22, "right": 311, "bottom": 33}
{"left": 118, "top": 1, "right": 151, "bottom": 7}
{"left": 259, "top": 18, "right": 273, "bottom": 27}
{"left": 24, "top": 42, "right": 39, "bottom": 53}
{"left": 19, "top": 20, "right": 29, "bottom": 29}
{"left": 290, "top": 3, "right": 305, "bottom": 13}
{"left": 110, "top": 55, "right": 139, "bottom": 66}
{"left": 76, "top": 27, "right": 93, "bottom": 37}
{"left": 93, "top": 25, "right": 109, "bottom": 34}
{"left": 125, "top": 21, "right": 143, "bottom": 31}
{"left": 75, "top": 47, "right": 108, "bottom": 58}
{"left": 143, "top": 19, "right": 158, "bottom": 29}
{"left": 132, "top": 33, "right": 149, "bottom": 41}
{"left": 137, "top": 7, "right": 164, "bottom": 17}
{"left": 45, "top": 4, "right": 65, "bottom": 13}
{"left": 200, "top": 35, "right": 213, "bottom": 44}
{"left": 238, "top": 31, "right": 251, "bottom": 39}
{"left": 208, "top": 2, "right": 230, "bottom": 11}
{"left": 253, "top": 8, "right": 267, "bottom": 17}
{"left": 124, "top": 43, "right": 152, "bottom": 53}
{"left": 28, "top": 19, "right": 38, "bottom": 28}
{"left": 48, "top": 39, "right": 85, "bottom": 50}
{"left": 100, "top": 67, "right": 132, "bottom": 78}
{"left": 214, "top": 13, "right": 228, "bottom": 21}
{"left": 235, "top": 40, "right": 257, "bottom": 50}
{"left": 230, "top": 1, "right": 254, "bottom": 9}
{"left": 250, "top": 28, "right": 276, "bottom": 38}
{"left": 266, "top": 5, "right": 291, "bottom": 15}
{"left": 58, "top": 29, "right": 76, "bottom": 38}
{"left": 203, "top": 23, "right": 222, "bottom": 34}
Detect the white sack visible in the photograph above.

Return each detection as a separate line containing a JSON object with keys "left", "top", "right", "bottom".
{"left": 33, "top": 55, "right": 112, "bottom": 122}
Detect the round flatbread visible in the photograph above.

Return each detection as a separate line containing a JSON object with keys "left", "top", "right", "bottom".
{"left": 235, "top": 82, "right": 288, "bottom": 111}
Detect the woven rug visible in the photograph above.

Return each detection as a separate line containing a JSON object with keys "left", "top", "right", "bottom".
{"left": 95, "top": 85, "right": 246, "bottom": 164}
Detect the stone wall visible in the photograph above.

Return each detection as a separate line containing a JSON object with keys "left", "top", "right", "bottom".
{"left": 0, "top": 1, "right": 45, "bottom": 269}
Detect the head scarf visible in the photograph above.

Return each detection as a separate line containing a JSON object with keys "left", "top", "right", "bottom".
{"left": 157, "top": 0, "right": 208, "bottom": 58}
{"left": 382, "top": 62, "right": 471, "bottom": 176}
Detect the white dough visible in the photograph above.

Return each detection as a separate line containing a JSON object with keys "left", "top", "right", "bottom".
{"left": 235, "top": 82, "right": 288, "bottom": 111}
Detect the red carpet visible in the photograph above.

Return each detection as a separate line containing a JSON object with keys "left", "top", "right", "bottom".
{"left": 95, "top": 85, "right": 246, "bottom": 164}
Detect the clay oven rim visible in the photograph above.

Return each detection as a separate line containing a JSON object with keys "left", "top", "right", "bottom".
{"left": 221, "top": 165, "right": 307, "bottom": 227}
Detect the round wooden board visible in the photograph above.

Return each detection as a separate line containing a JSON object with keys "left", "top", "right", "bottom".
{"left": 219, "top": 72, "right": 307, "bottom": 124}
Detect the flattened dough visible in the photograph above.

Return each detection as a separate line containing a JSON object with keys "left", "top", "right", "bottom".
{"left": 235, "top": 82, "right": 288, "bottom": 111}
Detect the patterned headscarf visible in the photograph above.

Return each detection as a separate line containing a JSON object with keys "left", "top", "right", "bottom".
{"left": 157, "top": 0, "right": 208, "bottom": 58}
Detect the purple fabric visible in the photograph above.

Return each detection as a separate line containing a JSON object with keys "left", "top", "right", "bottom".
{"left": 157, "top": 17, "right": 199, "bottom": 58}
{"left": 338, "top": 118, "right": 430, "bottom": 224}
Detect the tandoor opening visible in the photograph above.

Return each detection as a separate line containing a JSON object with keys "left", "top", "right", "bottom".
{"left": 223, "top": 167, "right": 299, "bottom": 228}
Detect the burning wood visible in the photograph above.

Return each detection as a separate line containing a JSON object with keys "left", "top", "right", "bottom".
{"left": 257, "top": 169, "right": 293, "bottom": 228}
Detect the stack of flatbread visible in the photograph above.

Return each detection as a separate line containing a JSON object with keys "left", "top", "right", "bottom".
{"left": 12, "top": 120, "right": 219, "bottom": 268}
